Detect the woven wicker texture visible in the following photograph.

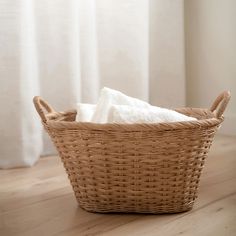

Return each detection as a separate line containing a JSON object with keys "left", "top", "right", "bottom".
{"left": 33, "top": 91, "right": 230, "bottom": 213}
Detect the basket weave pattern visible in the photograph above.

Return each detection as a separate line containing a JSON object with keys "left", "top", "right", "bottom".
{"left": 34, "top": 91, "right": 230, "bottom": 213}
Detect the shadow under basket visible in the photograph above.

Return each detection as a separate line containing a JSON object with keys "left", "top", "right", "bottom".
{"left": 33, "top": 91, "right": 230, "bottom": 214}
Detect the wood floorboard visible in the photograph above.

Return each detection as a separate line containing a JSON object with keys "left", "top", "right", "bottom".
{"left": 0, "top": 135, "right": 235, "bottom": 236}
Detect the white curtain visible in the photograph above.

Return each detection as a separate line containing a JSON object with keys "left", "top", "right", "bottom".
{"left": 0, "top": 0, "right": 185, "bottom": 168}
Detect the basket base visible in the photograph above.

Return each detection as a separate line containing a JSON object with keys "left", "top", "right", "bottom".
{"left": 78, "top": 203, "right": 194, "bottom": 214}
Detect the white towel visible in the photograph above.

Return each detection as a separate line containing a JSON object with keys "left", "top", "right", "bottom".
{"left": 77, "top": 87, "right": 196, "bottom": 123}
{"left": 76, "top": 103, "right": 96, "bottom": 122}
{"left": 108, "top": 105, "right": 196, "bottom": 124}
{"left": 91, "top": 87, "right": 151, "bottom": 123}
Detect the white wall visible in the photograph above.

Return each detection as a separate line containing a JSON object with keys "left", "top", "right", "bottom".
{"left": 185, "top": 0, "right": 236, "bottom": 135}
{"left": 149, "top": 0, "right": 186, "bottom": 108}
{"left": 97, "top": 0, "right": 186, "bottom": 108}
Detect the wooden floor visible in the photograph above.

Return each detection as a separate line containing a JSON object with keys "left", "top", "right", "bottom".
{"left": 0, "top": 135, "right": 236, "bottom": 236}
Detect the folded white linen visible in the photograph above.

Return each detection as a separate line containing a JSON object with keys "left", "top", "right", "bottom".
{"left": 108, "top": 105, "right": 196, "bottom": 124}
{"left": 91, "top": 87, "right": 151, "bottom": 123}
{"left": 76, "top": 103, "right": 96, "bottom": 122}
{"left": 77, "top": 87, "right": 196, "bottom": 123}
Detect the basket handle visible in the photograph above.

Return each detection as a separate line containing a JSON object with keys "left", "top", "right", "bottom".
{"left": 210, "top": 91, "right": 231, "bottom": 118}
{"left": 33, "top": 96, "right": 56, "bottom": 123}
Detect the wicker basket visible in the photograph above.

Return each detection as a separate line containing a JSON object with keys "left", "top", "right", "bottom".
{"left": 33, "top": 91, "right": 230, "bottom": 214}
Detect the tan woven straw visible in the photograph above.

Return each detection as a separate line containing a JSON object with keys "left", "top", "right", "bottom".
{"left": 33, "top": 91, "right": 230, "bottom": 213}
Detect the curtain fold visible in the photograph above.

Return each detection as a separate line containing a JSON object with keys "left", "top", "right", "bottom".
{"left": 0, "top": 0, "right": 185, "bottom": 168}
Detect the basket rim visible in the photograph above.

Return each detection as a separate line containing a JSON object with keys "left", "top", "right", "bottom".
{"left": 45, "top": 107, "right": 224, "bottom": 131}
{"left": 33, "top": 91, "right": 230, "bottom": 131}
